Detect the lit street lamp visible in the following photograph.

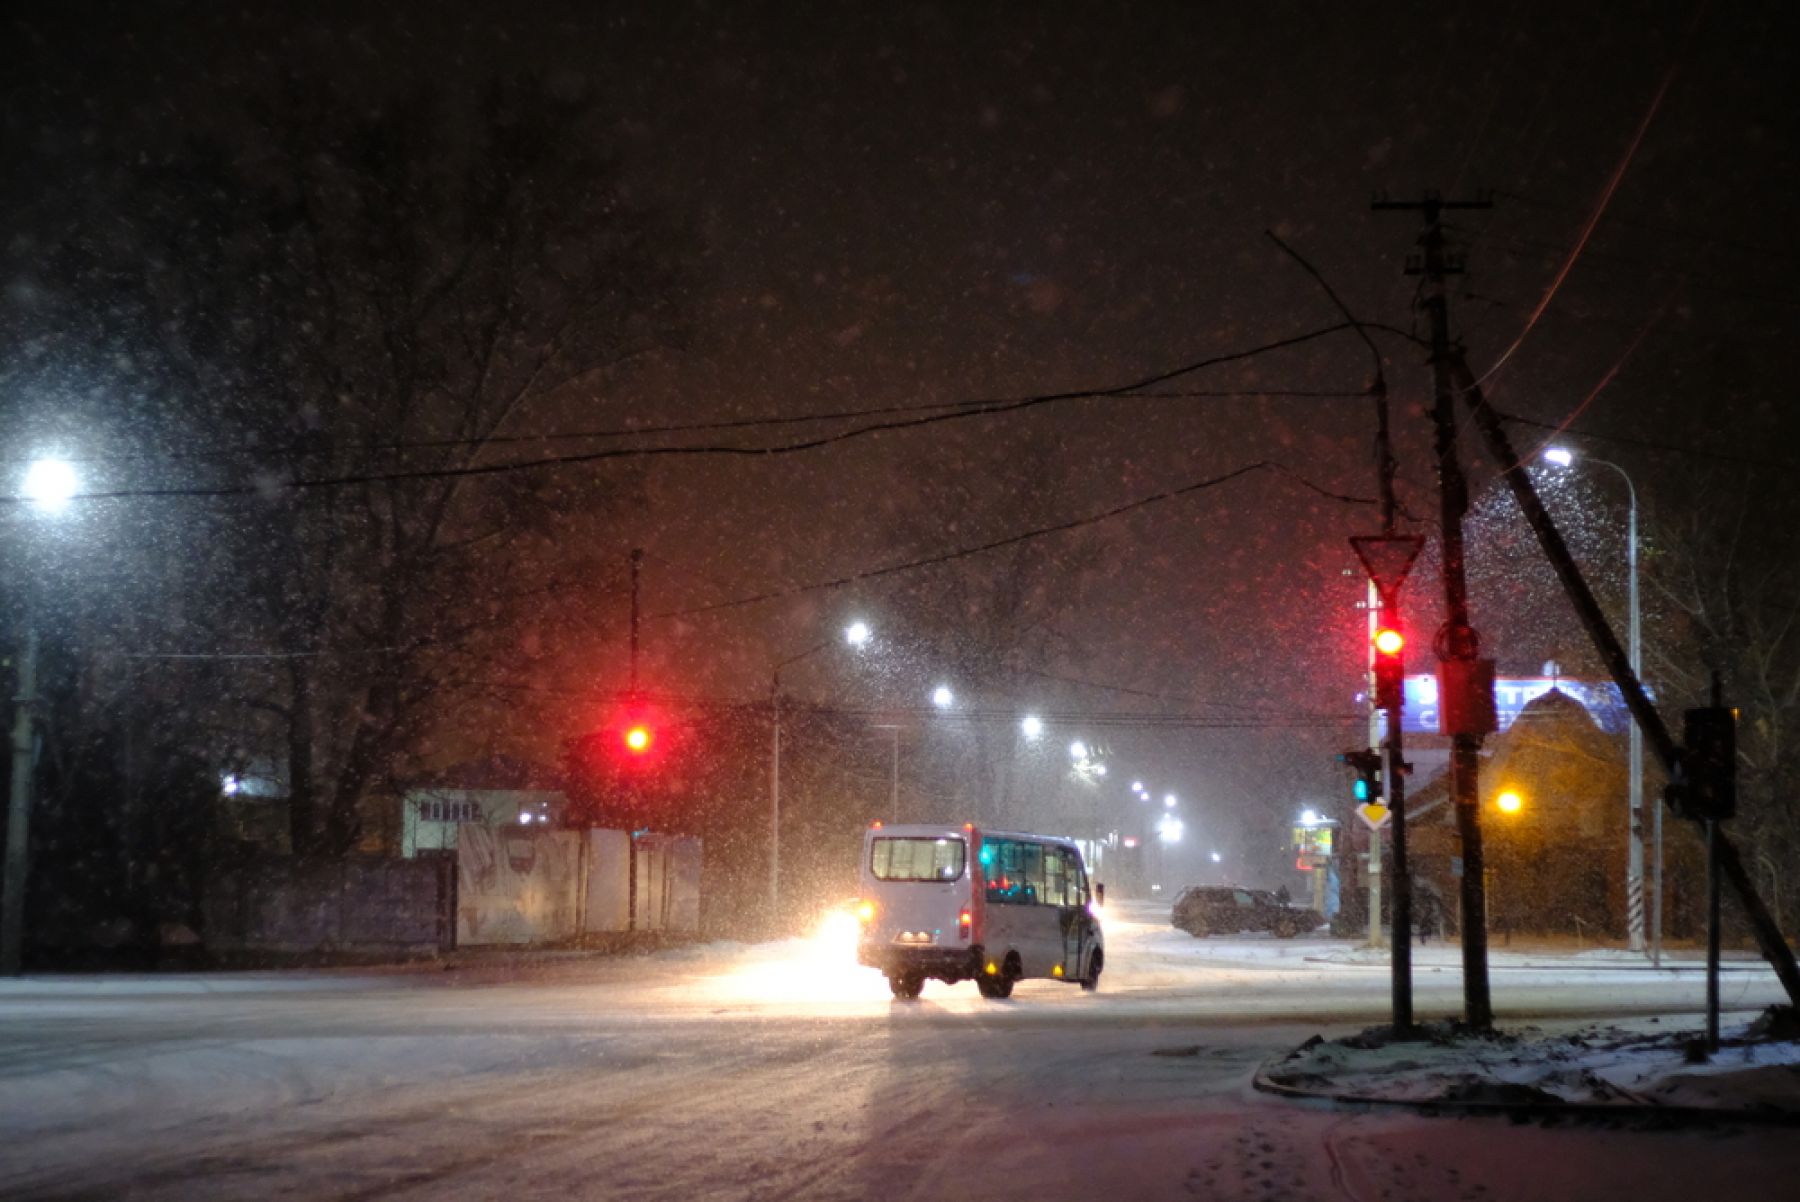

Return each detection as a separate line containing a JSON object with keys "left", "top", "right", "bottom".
{"left": 769, "top": 620, "right": 871, "bottom": 919}
{"left": 1019, "top": 714, "right": 1043, "bottom": 740}
{"left": 3, "top": 457, "right": 78, "bottom": 974}
{"left": 930, "top": 685, "right": 954, "bottom": 709}
{"left": 1546, "top": 445, "right": 1649, "bottom": 958}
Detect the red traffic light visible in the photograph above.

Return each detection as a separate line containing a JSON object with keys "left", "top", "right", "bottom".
{"left": 622, "top": 723, "right": 655, "bottom": 755}
{"left": 1373, "top": 627, "right": 1404, "bottom": 656}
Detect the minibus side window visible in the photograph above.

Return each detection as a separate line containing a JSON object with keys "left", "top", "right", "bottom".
{"left": 1043, "top": 846, "right": 1069, "bottom": 906}
{"left": 983, "top": 838, "right": 1042, "bottom": 905}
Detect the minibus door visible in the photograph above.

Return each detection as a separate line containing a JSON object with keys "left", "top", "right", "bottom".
{"left": 1056, "top": 848, "right": 1093, "bottom": 977}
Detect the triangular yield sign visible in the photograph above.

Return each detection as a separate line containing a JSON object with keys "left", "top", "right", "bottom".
{"left": 1356, "top": 801, "right": 1392, "bottom": 831}
{"left": 1350, "top": 535, "right": 1424, "bottom": 608}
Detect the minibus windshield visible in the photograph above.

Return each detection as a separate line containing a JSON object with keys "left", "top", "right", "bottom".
{"left": 870, "top": 836, "right": 967, "bottom": 882}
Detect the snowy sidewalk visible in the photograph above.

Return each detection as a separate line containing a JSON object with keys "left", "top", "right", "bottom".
{"left": 1256, "top": 1009, "right": 1800, "bottom": 1124}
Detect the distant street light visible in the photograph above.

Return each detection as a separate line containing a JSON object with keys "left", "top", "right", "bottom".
{"left": 1300, "top": 809, "right": 1321, "bottom": 827}
{"left": 1069, "top": 740, "right": 1088, "bottom": 761}
{"left": 1131, "top": 780, "right": 1144, "bottom": 793}
{"left": 1162, "top": 793, "right": 1177, "bottom": 809}
{"left": 844, "top": 620, "right": 872, "bottom": 648}
{"left": 1545, "top": 444, "right": 1648, "bottom": 957}
{"left": 1495, "top": 788, "right": 1524, "bottom": 815}
{"left": 930, "top": 685, "right": 954, "bottom": 709}
{"left": 1210, "top": 851, "right": 1222, "bottom": 863}
{"left": 1020, "top": 714, "right": 1043, "bottom": 740}
{"left": 1158, "top": 814, "right": 1184, "bottom": 844}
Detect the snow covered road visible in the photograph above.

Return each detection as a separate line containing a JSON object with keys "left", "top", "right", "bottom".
{"left": 1, "top": 902, "right": 1793, "bottom": 1201}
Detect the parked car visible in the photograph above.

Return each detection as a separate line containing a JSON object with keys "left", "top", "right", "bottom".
{"left": 1171, "top": 885, "right": 1322, "bottom": 939}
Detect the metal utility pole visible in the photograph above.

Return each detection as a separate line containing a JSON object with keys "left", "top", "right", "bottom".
{"left": 1451, "top": 359, "right": 1800, "bottom": 1008}
{"left": 1374, "top": 189, "right": 1496, "bottom": 1030}
{"left": 1382, "top": 626, "right": 1413, "bottom": 1031}
{"left": 1348, "top": 372, "right": 1423, "bottom": 1028}
{"left": 628, "top": 548, "right": 643, "bottom": 694}
{"left": 769, "top": 683, "right": 782, "bottom": 917}
{"left": 1, "top": 628, "right": 39, "bottom": 976}
{"left": 871, "top": 725, "right": 901, "bottom": 821}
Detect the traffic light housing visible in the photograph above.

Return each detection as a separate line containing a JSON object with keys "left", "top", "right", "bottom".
{"left": 1337, "top": 749, "right": 1383, "bottom": 803}
{"left": 1372, "top": 623, "right": 1404, "bottom": 709}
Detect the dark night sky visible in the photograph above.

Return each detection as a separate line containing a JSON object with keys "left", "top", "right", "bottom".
{"left": 11, "top": 1, "right": 1799, "bottom": 877}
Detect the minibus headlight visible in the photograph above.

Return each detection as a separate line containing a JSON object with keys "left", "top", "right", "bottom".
{"left": 855, "top": 900, "right": 876, "bottom": 924}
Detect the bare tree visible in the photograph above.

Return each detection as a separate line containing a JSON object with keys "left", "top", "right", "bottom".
{"left": 29, "top": 76, "right": 686, "bottom": 856}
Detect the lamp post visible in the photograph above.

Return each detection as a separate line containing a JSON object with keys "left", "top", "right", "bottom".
{"left": 769, "top": 620, "right": 871, "bottom": 919}
{"left": 870, "top": 724, "right": 901, "bottom": 821}
{"left": 1545, "top": 446, "right": 1648, "bottom": 958}
{"left": 3, "top": 457, "right": 79, "bottom": 975}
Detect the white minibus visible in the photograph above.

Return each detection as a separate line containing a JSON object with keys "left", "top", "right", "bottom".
{"left": 855, "top": 823, "right": 1104, "bottom": 999}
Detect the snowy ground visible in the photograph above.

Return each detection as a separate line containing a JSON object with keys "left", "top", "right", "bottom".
{"left": 1, "top": 900, "right": 1795, "bottom": 1201}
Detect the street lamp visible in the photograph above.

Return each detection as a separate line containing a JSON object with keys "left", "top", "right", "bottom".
{"left": 930, "top": 685, "right": 954, "bottom": 709}
{"left": 3, "top": 457, "right": 78, "bottom": 974}
{"left": 1545, "top": 445, "right": 1649, "bottom": 958}
{"left": 769, "top": 620, "right": 872, "bottom": 919}
{"left": 1069, "top": 740, "right": 1088, "bottom": 761}
{"left": 1020, "top": 714, "right": 1043, "bottom": 740}
{"left": 1162, "top": 793, "right": 1177, "bottom": 809}
{"left": 1495, "top": 788, "right": 1524, "bottom": 815}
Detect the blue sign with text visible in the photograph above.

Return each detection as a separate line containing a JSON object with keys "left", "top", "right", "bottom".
{"left": 1401, "top": 676, "right": 1634, "bottom": 736}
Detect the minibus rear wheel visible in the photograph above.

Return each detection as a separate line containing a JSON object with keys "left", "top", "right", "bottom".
{"left": 888, "top": 972, "right": 924, "bottom": 1000}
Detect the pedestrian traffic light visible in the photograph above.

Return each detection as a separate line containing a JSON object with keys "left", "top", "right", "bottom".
{"left": 1372, "top": 622, "right": 1404, "bottom": 709}
{"left": 1337, "top": 749, "right": 1383, "bottom": 802}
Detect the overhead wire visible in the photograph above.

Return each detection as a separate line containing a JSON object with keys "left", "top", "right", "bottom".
{"left": 652, "top": 460, "right": 1378, "bottom": 621}
{"left": 1466, "top": 0, "right": 1706, "bottom": 392}
{"left": 2, "top": 321, "right": 1368, "bottom": 500}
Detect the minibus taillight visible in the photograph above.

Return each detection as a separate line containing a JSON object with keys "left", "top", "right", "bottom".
{"left": 855, "top": 900, "right": 876, "bottom": 924}
{"left": 957, "top": 907, "right": 972, "bottom": 939}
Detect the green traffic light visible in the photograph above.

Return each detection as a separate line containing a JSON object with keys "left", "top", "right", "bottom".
{"left": 1354, "top": 779, "right": 1370, "bottom": 801}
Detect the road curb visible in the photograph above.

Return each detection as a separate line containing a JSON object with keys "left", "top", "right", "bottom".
{"left": 1250, "top": 1059, "right": 1800, "bottom": 1128}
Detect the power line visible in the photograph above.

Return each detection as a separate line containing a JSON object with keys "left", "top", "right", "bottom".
{"left": 1468, "top": 5, "right": 1701, "bottom": 392}
{"left": 653, "top": 461, "right": 1377, "bottom": 621}
{"left": 2, "top": 321, "right": 1368, "bottom": 500}
{"left": 8, "top": 385, "right": 1374, "bottom": 469}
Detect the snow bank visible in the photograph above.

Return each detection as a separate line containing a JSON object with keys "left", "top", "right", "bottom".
{"left": 1260, "top": 1009, "right": 1800, "bottom": 1119}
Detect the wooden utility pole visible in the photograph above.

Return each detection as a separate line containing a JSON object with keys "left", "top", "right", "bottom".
{"left": 1374, "top": 190, "right": 1495, "bottom": 1030}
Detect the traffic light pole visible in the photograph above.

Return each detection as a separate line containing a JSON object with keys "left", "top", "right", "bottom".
{"left": 1383, "top": 634, "right": 1413, "bottom": 1032}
